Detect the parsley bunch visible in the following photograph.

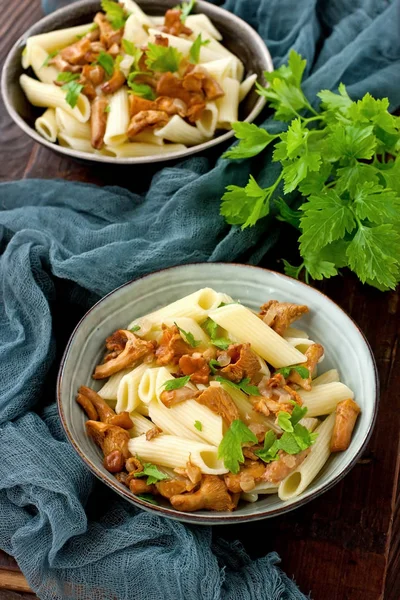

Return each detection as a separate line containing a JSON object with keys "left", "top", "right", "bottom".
{"left": 56, "top": 72, "right": 83, "bottom": 109}
{"left": 221, "top": 50, "right": 400, "bottom": 291}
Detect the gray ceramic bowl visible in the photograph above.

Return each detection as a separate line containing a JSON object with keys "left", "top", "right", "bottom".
{"left": 2, "top": 0, "right": 273, "bottom": 165}
{"left": 57, "top": 263, "right": 378, "bottom": 525}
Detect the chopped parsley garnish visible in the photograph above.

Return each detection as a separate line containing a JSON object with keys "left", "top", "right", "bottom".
{"left": 101, "top": 0, "right": 129, "bottom": 29}
{"left": 202, "top": 318, "right": 232, "bottom": 350}
{"left": 209, "top": 359, "right": 221, "bottom": 374}
{"left": 134, "top": 463, "right": 168, "bottom": 485}
{"left": 218, "top": 419, "right": 257, "bottom": 474}
{"left": 194, "top": 420, "right": 203, "bottom": 431}
{"left": 56, "top": 72, "right": 83, "bottom": 109}
{"left": 216, "top": 376, "right": 259, "bottom": 396}
{"left": 41, "top": 50, "right": 58, "bottom": 67}
{"left": 255, "top": 406, "right": 317, "bottom": 463}
{"left": 104, "top": 105, "right": 111, "bottom": 113}
{"left": 137, "top": 494, "right": 159, "bottom": 505}
{"left": 129, "top": 325, "right": 140, "bottom": 332}
{"left": 174, "top": 322, "right": 201, "bottom": 348}
{"left": 145, "top": 43, "right": 183, "bottom": 73}
{"left": 162, "top": 375, "right": 191, "bottom": 391}
{"left": 122, "top": 38, "right": 136, "bottom": 56}
{"left": 128, "top": 83, "right": 156, "bottom": 100}
{"left": 95, "top": 51, "right": 114, "bottom": 77}
{"left": 175, "top": 0, "right": 196, "bottom": 22}
{"left": 189, "top": 34, "right": 210, "bottom": 64}
{"left": 275, "top": 365, "right": 310, "bottom": 379}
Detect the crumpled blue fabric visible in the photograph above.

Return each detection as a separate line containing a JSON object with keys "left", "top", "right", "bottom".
{"left": 1, "top": 0, "right": 400, "bottom": 598}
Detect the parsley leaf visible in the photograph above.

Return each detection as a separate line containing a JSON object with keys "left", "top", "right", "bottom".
{"left": 254, "top": 430, "right": 279, "bottom": 463}
{"left": 122, "top": 38, "right": 136, "bottom": 56}
{"left": 128, "top": 82, "right": 156, "bottom": 100}
{"left": 101, "top": 0, "right": 128, "bottom": 29}
{"left": 162, "top": 375, "right": 191, "bottom": 391}
{"left": 134, "top": 463, "right": 168, "bottom": 485}
{"left": 216, "top": 376, "right": 259, "bottom": 396}
{"left": 56, "top": 73, "right": 83, "bottom": 109}
{"left": 41, "top": 50, "right": 58, "bottom": 67}
{"left": 137, "top": 494, "right": 159, "bottom": 505}
{"left": 223, "top": 122, "right": 278, "bottom": 160}
{"left": 277, "top": 411, "right": 293, "bottom": 432}
{"left": 146, "top": 43, "right": 182, "bottom": 73}
{"left": 202, "top": 318, "right": 232, "bottom": 350}
{"left": 129, "top": 325, "right": 140, "bottom": 332}
{"left": 275, "top": 365, "right": 309, "bottom": 379}
{"left": 174, "top": 322, "right": 201, "bottom": 348}
{"left": 353, "top": 182, "right": 400, "bottom": 225}
{"left": 189, "top": 34, "right": 210, "bottom": 64}
{"left": 218, "top": 419, "right": 257, "bottom": 473}
{"left": 221, "top": 175, "right": 275, "bottom": 228}
{"left": 209, "top": 359, "right": 221, "bottom": 374}
{"left": 194, "top": 420, "right": 202, "bottom": 431}
{"left": 176, "top": 0, "right": 196, "bottom": 22}
{"left": 96, "top": 51, "right": 114, "bottom": 77}
{"left": 256, "top": 408, "right": 317, "bottom": 462}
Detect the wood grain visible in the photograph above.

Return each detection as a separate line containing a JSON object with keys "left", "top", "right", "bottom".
{"left": 1, "top": 2, "right": 399, "bottom": 600}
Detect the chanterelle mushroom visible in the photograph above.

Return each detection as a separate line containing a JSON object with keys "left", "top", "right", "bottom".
{"left": 170, "top": 475, "right": 236, "bottom": 512}
{"left": 196, "top": 385, "right": 239, "bottom": 425}
{"left": 86, "top": 420, "right": 130, "bottom": 473}
{"left": 287, "top": 343, "right": 324, "bottom": 390}
{"left": 258, "top": 300, "right": 309, "bottom": 336}
{"left": 93, "top": 330, "right": 154, "bottom": 379}
{"left": 77, "top": 386, "right": 133, "bottom": 429}
{"left": 219, "top": 343, "right": 260, "bottom": 383}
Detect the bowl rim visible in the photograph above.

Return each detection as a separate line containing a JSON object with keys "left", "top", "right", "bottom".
{"left": 1, "top": 0, "right": 273, "bottom": 165}
{"left": 57, "top": 262, "right": 379, "bottom": 525}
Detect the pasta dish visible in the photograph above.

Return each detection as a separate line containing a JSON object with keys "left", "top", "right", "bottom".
{"left": 20, "top": 0, "right": 256, "bottom": 157}
{"left": 75, "top": 288, "right": 360, "bottom": 512}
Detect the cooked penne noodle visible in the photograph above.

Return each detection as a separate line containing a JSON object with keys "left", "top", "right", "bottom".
{"left": 22, "top": 23, "right": 94, "bottom": 68}
{"left": 198, "top": 57, "right": 236, "bottom": 82}
{"left": 123, "top": 13, "right": 149, "bottom": 46}
{"left": 163, "top": 317, "right": 211, "bottom": 347}
{"left": 129, "top": 411, "right": 154, "bottom": 437}
{"left": 128, "top": 434, "right": 228, "bottom": 475}
{"left": 35, "top": 108, "right": 58, "bottom": 142}
{"left": 196, "top": 102, "right": 219, "bottom": 138}
{"left": 104, "top": 88, "right": 130, "bottom": 146}
{"left": 299, "top": 417, "right": 320, "bottom": 432}
{"left": 299, "top": 382, "right": 354, "bottom": 417}
{"left": 120, "top": 0, "right": 154, "bottom": 26}
{"left": 116, "top": 364, "right": 149, "bottom": 413}
{"left": 132, "top": 130, "right": 164, "bottom": 146}
{"left": 58, "top": 133, "right": 95, "bottom": 153}
{"left": 284, "top": 327, "right": 309, "bottom": 339}
{"left": 208, "top": 304, "right": 306, "bottom": 367}
{"left": 55, "top": 108, "right": 91, "bottom": 140}
{"left": 278, "top": 413, "right": 336, "bottom": 500}
{"left": 312, "top": 369, "right": 340, "bottom": 386}
{"left": 155, "top": 115, "right": 208, "bottom": 145}
{"left": 20, "top": 75, "right": 90, "bottom": 123}
{"left": 239, "top": 74, "right": 257, "bottom": 102}
{"left": 205, "top": 38, "right": 244, "bottom": 80}
{"left": 148, "top": 29, "right": 220, "bottom": 62}
{"left": 98, "top": 368, "right": 134, "bottom": 401}
{"left": 30, "top": 45, "right": 58, "bottom": 84}
{"left": 128, "top": 288, "right": 233, "bottom": 330}
{"left": 105, "top": 143, "right": 187, "bottom": 157}
{"left": 186, "top": 14, "right": 223, "bottom": 40}
{"left": 216, "top": 77, "right": 240, "bottom": 129}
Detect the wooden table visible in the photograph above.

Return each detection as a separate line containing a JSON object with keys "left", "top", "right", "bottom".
{"left": 1, "top": 2, "right": 399, "bottom": 598}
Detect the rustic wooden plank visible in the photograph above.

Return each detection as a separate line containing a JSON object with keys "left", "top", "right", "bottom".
{"left": 0, "top": 591, "right": 36, "bottom": 600}
{"left": 0, "top": 570, "right": 32, "bottom": 594}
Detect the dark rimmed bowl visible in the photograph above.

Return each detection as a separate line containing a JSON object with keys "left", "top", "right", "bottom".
{"left": 1, "top": 0, "right": 273, "bottom": 165}
{"left": 57, "top": 263, "right": 378, "bottom": 525}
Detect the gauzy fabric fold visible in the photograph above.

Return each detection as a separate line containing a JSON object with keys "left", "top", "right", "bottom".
{"left": 1, "top": 0, "right": 400, "bottom": 598}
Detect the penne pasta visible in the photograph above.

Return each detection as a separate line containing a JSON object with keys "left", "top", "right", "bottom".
{"left": 216, "top": 77, "right": 240, "bottom": 129}
{"left": 22, "top": 23, "right": 94, "bottom": 68}
{"left": 299, "top": 382, "right": 355, "bottom": 417}
{"left": 198, "top": 57, "right": 236, "bottom": 82}
{"left": 58, "top": 133, "right": 95, "bottom": 153}
{"left": 195, "top": 102, "right": 219, "bottom": 138}
{"left": 132, "top": 130, "right": 164, "bottom": 146}
{"left": 204, "top": 39, "right": 244, "bottom": 80}
{"left": 120, "top": 0, "right": 154, "bottom": 26}
{"left": 20, "top": 75, "right": 90, "bottom": 123}
{"left": 128, "top": 434, "right": 228, "bottom": 475}
{"left": 129, "top": 411, "right": 154, "bottom": 437}
{"left": 105, "top": 143, "right": 187, "bottom": 157}
{"left": 55, "top": 108, "right": 91, "bottom": 140}
{"left": 35, "top": 108, "right": 58, "bottom": 142}
{"left": 104, "top": 87, "right": 130, "bottom": 146}
{"left": 155, "top": 115, "right": 208, "bottom": 145}
{"left": 284, "top": 327, "right": 309, "bottom": 339}
{"left": 123, "top": 13, "right": 149, "bottom": 46}
{"left": 30, "top": 45, "right": 58, "bottom": 84}
{"left": 186, "top": 14, "right": 223, "bottom": 40}
{"left": 148, "top": 29, "right": 220, "bottom": 63}
{"left": 116, "top": 364, "right": 148, "bottom": 413}
{"left": 239, "top": 74, "right": 257, "bottom": 102}
{"left": 208, "top": 304, "right": 306, "bottom": 367}
{"left": 278, "top": 413, "right": 336, "bottom": 500}
{"left": 163, "top": 317, "right": 210, "bottom": 348}
{"left": 98, "top": 368, "right": 134, "bottom": 401}
{"left": 312, "top": 369, "right": 340, "bottom": 386}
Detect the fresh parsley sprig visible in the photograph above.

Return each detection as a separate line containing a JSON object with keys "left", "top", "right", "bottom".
{"left": 220, "top": 49, "right": 400, "bottom": 291}
{"left": 41, "top": 50, "right": 58, "bottom": 67}
{"left": 162, "top": 375, "right": 191, "bottom": 391}
{"left": 134, "top": 463, "right": 168, "bottom": 485}
{"left": 189, "top": 34, "right": 210, "bottom": 64}
{"left": 95, "top": 51, "right": 114, "bottom": 77}
{"left": 174, "top": 322, "right": 201, "bottom": 347}
{"left": 101, "top": 0, "right": 129, "bottom": 29}
{"left": 275, "top": 365, "right": 309, "bottom": 379}
{"left": 175, "top": 0, "right": 196, "bottom": 22}
{"left": 202, "top": 318, "right": 232, "bottom": 350}
{"left": 217, "top": 419, "right": 257, "bottom": 474}
{"left": 216, "top": 376, "right": 259, "bottom": 396}
{"left": 194, "top": 420, "right": 203, "bottom": 431}
{"left": 255, "top": 406, "right": 318, "bottom": 463}
{"left": 146, "top": 43, "right": 183, "bottom": 73}
{"left": 56, "top": 72, "right": 83, "bottom": 109}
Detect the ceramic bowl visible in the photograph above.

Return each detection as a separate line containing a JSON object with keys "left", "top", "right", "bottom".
{"left": 57, "top": 263, "right": 378, "bottom": 525}
{"left": 1, "top": 0, "right": 273, "bottom": 165}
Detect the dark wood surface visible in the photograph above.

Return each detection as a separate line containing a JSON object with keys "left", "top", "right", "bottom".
{"left": 1, "top": 2, "right": 399, "bottom": 599}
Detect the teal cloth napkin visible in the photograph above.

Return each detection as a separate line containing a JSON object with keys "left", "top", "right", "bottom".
{"left": 1, "top": 1, "right": 400, "bottom": 598}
